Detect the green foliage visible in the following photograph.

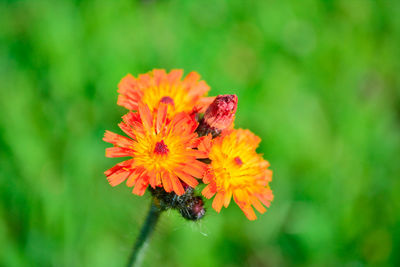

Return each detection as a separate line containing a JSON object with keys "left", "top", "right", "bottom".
{"left": 1, "top": 0, "right": 399, "bottom": 266}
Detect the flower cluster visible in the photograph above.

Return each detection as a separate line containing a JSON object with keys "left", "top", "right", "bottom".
{"left": 104, "top": 69, "right": 273, "bottom": 220}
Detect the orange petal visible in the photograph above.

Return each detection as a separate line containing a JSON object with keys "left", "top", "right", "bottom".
{"left": 148, "top": 171, "right": 157, "bottom": 189}
{"left": 117, "top": 95, "right": 136, "bottom": 110}
{"left": 122, "top": 111, "right": 142, "bottom": 127}
{"left": 202, "top": 169, "right": 214, "bottom": 184}
{"left": 126, "top": 167, "right": 145, "bottom": 187}
{"left": 156, "top": 103, "right": 168, "bottom": 134}
{"left": 255, "top": 191, "right": 273, "bottom": 207}
{"left": 107, "top": 170, "right": 131, "bottom": 187}
{"left": 174, "top": 170, "right": 198, "bottom": 188}
{"left": 186, "top": 150, "right": 208, "bottom": 159}
{"left": 197, "top": 134, "right": 212, "bottom": 153}
{"left": 196, "top": 96, "right": 215, "bottom": 113}
{"left": 169, "top": 113, "right": 193, "bottom": 135}
{"left": 103, "top": 130, "right": 133, "bottom": 148}
{"left": 137, "top": 73, "right": 151, "bottom": 87}
{"left": 202, "top": 184, "right": 216, "bottom": 199}
{"left": 153, "top": 69, "right": 167, "bottom": 85}
{"left": 192, "top": 80, "right": 210, "bottom": 96}
{"left": 155, "top": 172, "right": 162, "bottom": 187}
{"left": 118, "top": 122, "right": 136, "bottom": 140}
{"left": 234, "top": 189, "right": 249, "bottom": 204}
{"left": 239, "top": 205, "right": 257, "bottom": 220}
{"left": 138, "top": 103, "right": 153, "bottom": 130}
{"left": 104, "top": 159, "right": 133, "bottom": 177}
{"left": 212, "top": 192, "right": 225, "bottom": 213}
{"left": 223, "top": 190, "right": 232, "bottom": 208}
{"left": 170, "top": 173, "right": 184, "bottom": 196}
{"left": 132, "top": 176, "right": 149, "bottom": 196}
{"left": 183, "top": 71, "right": 200, "bottom": 88}
{"left": 161, "top": 172, "right": 173, "bottom": 193}
{"left": 251, "top": 197, "right": 266, "bottom": 214}
{"left": 167, "top": 69, "right": 183, "bottom": 83}
{"left": 105, "top": 147, "right": 133, "bottom": 158}
{"left": 118, "top": 74, "right": 136, "bottom": 93}
{"left": 181, "top": 161, "right": 207, "bottom": 178}
{"left": 117, "top": 74, "right": 142, "bottom": 110}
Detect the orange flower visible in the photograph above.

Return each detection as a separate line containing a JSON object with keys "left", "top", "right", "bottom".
{"left": 201, "top": 129, "right": 273, "bottom": 220}
{"left": 117, "top": 69, "right": 214, "bottom": 115}
{"left": 104, "top": 103, "right": 208, "bottom": 196}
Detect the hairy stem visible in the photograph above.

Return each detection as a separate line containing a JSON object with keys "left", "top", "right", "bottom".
{"left": 127, "top": 200, "right": 162, "bottom": 267}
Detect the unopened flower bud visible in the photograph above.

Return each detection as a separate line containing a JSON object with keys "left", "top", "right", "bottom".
{"left": 149, "top": 186, "right": 206, "bottom": 221}
{"left": 197, "top": 94, "right": 238, "bottom": 137}
{"left": 179, "top": 196, "right": 206, "bottom": 221}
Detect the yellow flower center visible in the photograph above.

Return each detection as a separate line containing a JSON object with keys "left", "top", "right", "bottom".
{"left": 160, "top": 96, "right": 175, "bottom": 106}
{"left": 209, "top": 132, "right": 265, "bottom": 192}
{"left": 141, "top": 85, "right": 192, "bottom": 115}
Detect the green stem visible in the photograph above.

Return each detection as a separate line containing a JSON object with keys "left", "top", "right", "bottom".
{"left": 127, "top": 200, "right": 162, "bottom": 267}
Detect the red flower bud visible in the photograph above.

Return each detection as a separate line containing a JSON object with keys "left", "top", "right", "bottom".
{"left": 197, "top": 94, "right": 238, "bottom": 137}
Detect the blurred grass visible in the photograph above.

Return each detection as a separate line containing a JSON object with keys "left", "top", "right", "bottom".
{"left": 1, "top": 0, "right": 400, "bottom": 266}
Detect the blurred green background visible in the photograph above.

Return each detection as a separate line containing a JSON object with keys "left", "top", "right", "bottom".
{"left": 1, "top": 0, "right": 400, "bottom": 266}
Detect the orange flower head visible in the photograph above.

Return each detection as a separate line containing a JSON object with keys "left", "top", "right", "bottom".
{"left": 201, "top": 129, "right": 273, "bottom": 220}
{"left": 103, "top": 103, "right": 208, "bottom": 196}
{"left": 117, "top": 69, "right": 214, "bottom": 116}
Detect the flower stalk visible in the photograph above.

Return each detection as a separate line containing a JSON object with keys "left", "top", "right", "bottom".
{"left": 127, "top": 200, "right": 162, "bottom": 267}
